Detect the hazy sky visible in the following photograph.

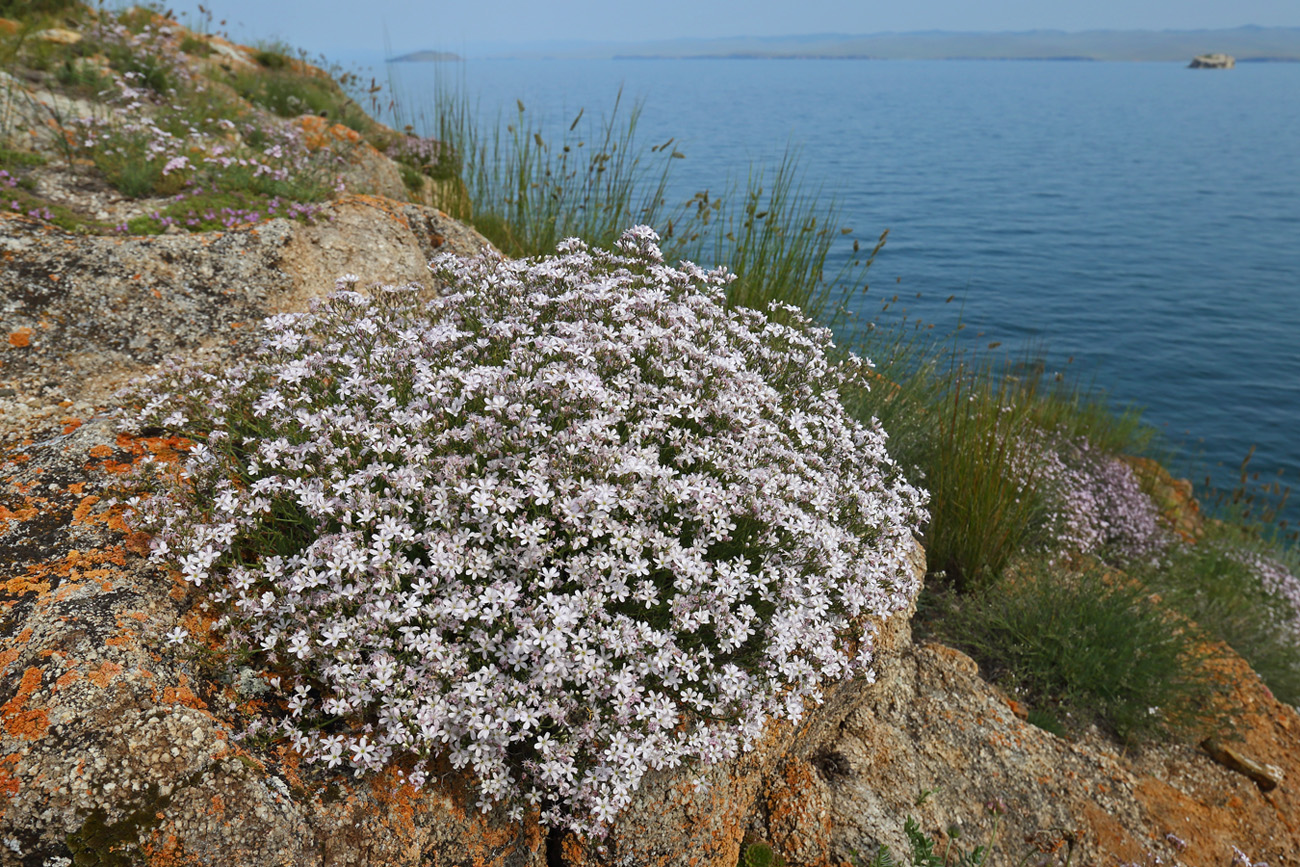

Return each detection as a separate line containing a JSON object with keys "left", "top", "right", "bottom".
{"left": 164, "top": 0, "right": 1300, "bottom": 58}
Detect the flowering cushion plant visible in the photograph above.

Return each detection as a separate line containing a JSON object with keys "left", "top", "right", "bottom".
{"left": 126, "top": 226, "right": 927, "bottom": 834}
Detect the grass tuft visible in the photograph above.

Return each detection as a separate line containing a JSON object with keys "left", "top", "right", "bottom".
{"left": 928, "top": 563, "right": 1233, "bottom": 742}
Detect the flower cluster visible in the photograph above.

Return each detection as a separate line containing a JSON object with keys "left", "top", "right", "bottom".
{"left": 55, "top": 17, "right": 347, "bottom": 214}
{"left": 85, "top": 14, "right": 198, "bottom": 96}
{"left": 70, "top": 98, "right": 340, "bottom": 205}
{"left": 1027, "top": 434, "right": 1169, "bottom": 565}
{"left": 126, "top": 228, "right": 926, "bottom": 834}
{"left": 1228, "top": 548, "right": 1300, "bottom": 645}
{"left": 1232, "top": 845, "right": 1270, "bottom": 867}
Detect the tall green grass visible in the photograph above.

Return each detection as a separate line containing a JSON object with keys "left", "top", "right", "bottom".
{"left": 388, "top": 77, "right": 875, "bottom": 323}
{"left": 412, "top": 89, "right": 680, "bottom": 257}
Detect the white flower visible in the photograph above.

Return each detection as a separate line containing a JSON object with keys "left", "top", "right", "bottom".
{"left": 123, "top": 228, "right": 927, "bottom": 837}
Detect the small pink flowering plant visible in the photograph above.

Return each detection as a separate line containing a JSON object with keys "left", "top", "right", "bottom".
{"left": 126, "top": 227, "right": 927, "bottom": 834}
{"left": 1016, "top": 432, "right": 1169, "bottom": 567}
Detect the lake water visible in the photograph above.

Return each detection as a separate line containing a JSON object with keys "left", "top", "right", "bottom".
{"left": 381, "top": 58, "right": 1300, "bottom": 522}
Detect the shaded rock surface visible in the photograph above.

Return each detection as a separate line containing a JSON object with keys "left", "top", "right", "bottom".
{"left": 819, "top": 641, "right": 1300, "bottom": 866}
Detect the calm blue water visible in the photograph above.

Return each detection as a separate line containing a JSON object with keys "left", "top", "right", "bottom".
{"left": 383, "top": 59, "right": 1300, "bottom": 521}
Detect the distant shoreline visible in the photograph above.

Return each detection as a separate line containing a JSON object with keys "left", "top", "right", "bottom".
{"left": 613, "top": 54, "right": 1105, "bottom": 61}
{"left": 417, "top": 26, "right": 1300, "bottom": 63}
{"left": 607, "top": 54, "right": 1300, "bottom": 62}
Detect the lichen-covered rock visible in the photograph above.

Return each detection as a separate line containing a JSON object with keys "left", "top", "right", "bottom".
{"left": 819, "top": 639, "right": 1300, "bottom": 866}
{"left": 0, "top": 418, "right": 544, "bottom": 867}
{"left": 0, "top": 198, "right": 493, "bottom": 447}
{"left": 296, "top": 116, "right": 410, "bottom": 202}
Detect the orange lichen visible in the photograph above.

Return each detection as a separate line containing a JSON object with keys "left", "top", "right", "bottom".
{"left": 88, "top": 660, "right": 124, "bottom": 688}
{"left": 0, "top": 503, "right": 38, "bottom": 523}
{"left": 19, "top": 547, "right": 129, "bottom": 593}
{"left": 3, "top": 575, "right": 51, "bottom": 597}
{"left": 7, "top": 327, "right": 32, "bottom": 348}
{"left": 343, "top": 194, "right": 414, "bottom": 229}
{"left": 54, "top": 670, "right": 80, "bottom": 690}
{"left": 162, "top": 675, "right": 207, "bottom": 710}
{"left": 62, "top": 418, "right": 83, "bottom": 435}
{"left": 87, "top": 444, "right": 114, "bottom": 459}
{"left": 124, "top": 530, "right": 152, "bottom": 557}
{"left": 138, "top": 831, "right": 191, "bottom": 867}
{"left": 0, "top": 754, "right": 20, "bottom": 806}
{"left": 2, "top": 666, "right": 50, "bottom": 740}
{"left": 298, "top": 115, "right": 364, "bottom": 149}
{"left": 71, "top": 494, "right": 101, "bottom": 525}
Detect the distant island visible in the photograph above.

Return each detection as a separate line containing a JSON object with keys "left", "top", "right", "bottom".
{"left": 388, "top": 50, "right": 462, "bottom": 62}
{"left": 495, "top": 26, "right": 1300, "bottom": 62}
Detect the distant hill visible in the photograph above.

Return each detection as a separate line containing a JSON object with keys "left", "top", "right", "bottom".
{"left": 499, "top": 27, "right": 1300, "bottom": 62}
{"left": 388, "top": 50, "right": 462, "bottom": 62}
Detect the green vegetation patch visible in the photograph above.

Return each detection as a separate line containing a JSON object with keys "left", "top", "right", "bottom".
{"left": 928, "top": 564, "right": 1232, "bottom": 742}
{"left": 125, "top": 188, "right": 326, "bottom": 234}
{"left": 0, "top": 167, "right": 100, "bottom": 233}
{"left": 228, "top": 66, "right": 372, "bottom": 132}
{"left": 1132, "top": 529, "right": 1300, "bottom": 704}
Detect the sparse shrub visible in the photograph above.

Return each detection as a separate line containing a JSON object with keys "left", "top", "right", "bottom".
{"left": 125, "top": 228, "right": 927, "bottom": 835}
{"left": 230, "top": 66, "right": 371, "bottom": 132}
{"left": 0, "top": 148, "right": 46, "bottom": 169}
{"left": 121, "top": 187, "right": 325, "bottom": 234}
{"left": 0, "top": 167, "right": 92, "bottom": 232}
{"left": 85, "top": 16, "right": 189, "bottom": 96}
{"left": 931, "top": 563, "right": 1229, "bottom": 742}
{"left": 254, "top": 48, "right": 289, "bottom": 70}
{"left": 114, "top": 3, "right": 170, "bottom": 35}
{"left": 70, "top": 82, "right": 339, "bottom": 201}
{"left": 397, "top": 162, "right": 423, "bottom": 195}
{"left": 1132, "top": 533, "right": 1300, "bottom": 704}
{"left": 739, "top": 840, "right": 787, "bottom": 867}
{"left": 0, "top": 0, "right": 76, "bottom": 17}
{"left": 178, "top": 35, "right": 212, "bottom": 57}
{"left": 55, "top": 56, "right": 110, "bottom": 93}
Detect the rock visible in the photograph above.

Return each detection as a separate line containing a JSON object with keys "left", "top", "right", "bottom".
{"left": 0, "top": 71, "right": 102, "bottom": 156}
{"left": 31, "top": 27, "right": 82, "bottom": 45}
{"left": 1200, "top": 738, "right": 1285, "bottom": 791}
{"left": 295, "top": 115, "right": 410, "bottom": 203}
{"left": 816, "top": 639, "right": 1300, "bottom": 866}
{"left": 202, "top": 34, "right": 259, "bottom": 70}
{"left": 0, "top": 198, "right": 493, "bottom": 447}
{"left": 1189, "top": 53, "right": 1236, "bottom": 69}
